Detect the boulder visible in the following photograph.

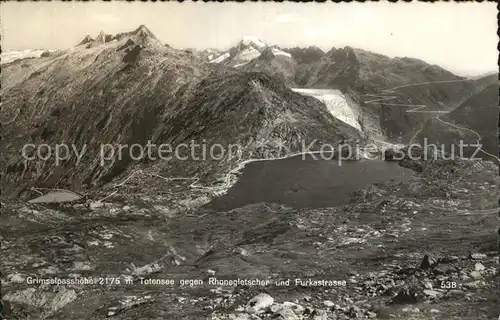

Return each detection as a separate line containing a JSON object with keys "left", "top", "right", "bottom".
{"left": 246, "top": 293, "right": 274, "bottom": 314}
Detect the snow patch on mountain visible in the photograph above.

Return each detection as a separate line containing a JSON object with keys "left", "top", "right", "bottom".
{"left": 210, "top": 52, "right": 230, "bottom": 64}
{"left": 292, "top": 88, "right": 362, "bottom": 131}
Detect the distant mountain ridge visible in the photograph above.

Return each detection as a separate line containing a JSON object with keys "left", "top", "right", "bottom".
{"left": 210, "top": 40, "right": 492, "bottom": 141}
{"left": 1, "top": 26, "right": 496, "bottom": 195}
{"left": 415, "top": 82, "right": 499, "bottom": 159}
{"left": 0, "top": 26, "right": 360, "bottom": 197}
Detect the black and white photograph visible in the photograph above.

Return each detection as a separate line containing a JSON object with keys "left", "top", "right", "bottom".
{"left": 0, "top": 2, "right": 498, "bottom": 319}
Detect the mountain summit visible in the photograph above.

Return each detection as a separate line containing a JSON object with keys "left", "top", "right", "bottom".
{"left": 111, "top": 24, "right": 161, "bottom": 48}
{"left": 77, "top": 30, "right": 114, "bottom": 47}
{"left": 94, "top": 30, "right": 113, "bottom": 44}
{"left": 131, "top": 24, "right": 158, "bottom": 40}
{"left": 112, "top": 24, "right": 157, "bottom": 41}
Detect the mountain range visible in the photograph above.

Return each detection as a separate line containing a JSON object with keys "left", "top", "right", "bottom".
{"left": 1, "top": 27, "right": 360, "bottom": 196}
{"left": 209, "top": 37, "right": 496, "bottom": 140}
{"left": 1, "top": 25, "right": 497, "bottom": 195}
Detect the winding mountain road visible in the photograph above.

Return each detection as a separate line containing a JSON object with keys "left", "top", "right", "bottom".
{"left": 363, "top": 78, "right": 499, "bottom": 163}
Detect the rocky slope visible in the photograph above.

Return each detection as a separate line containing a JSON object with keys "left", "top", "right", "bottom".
{"left": 1, "top": 49, "right": 57, "bottom": 65}
{"left": 1, "top": 27, "right": 498, "bottom": 320}
{"left": 211, "top": 37, "right": 292, "bottom": 67}
{"left": 283, "top": 46, "right": 325, "bottom": 65}
{"left": 209, "top": 38, "right": 297, "bottom": 86}
{"left": 212, "top": 41, "right": 491, "bottom": 142}
{"left": 414, "top": 83, "right": 498, "bottom": 159}
{"left": 238, "top": 47, "right": 297, "bottom": 86}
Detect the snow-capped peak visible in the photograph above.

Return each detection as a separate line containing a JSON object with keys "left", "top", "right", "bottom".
{"left": 241, "top": 36, "right": 267, "bottom": 48}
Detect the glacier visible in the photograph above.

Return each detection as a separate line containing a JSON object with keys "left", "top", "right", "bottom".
{"left": 292, "top": 88, "right": 362, "bottom": 131}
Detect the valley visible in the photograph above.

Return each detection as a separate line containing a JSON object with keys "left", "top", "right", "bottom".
{"left": 0, "top": 21, "right": 498, "bottom": 320}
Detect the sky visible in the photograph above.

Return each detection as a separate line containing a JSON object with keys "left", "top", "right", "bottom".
{"left": 1, "top": 2, "right": 497, "bottom": 76}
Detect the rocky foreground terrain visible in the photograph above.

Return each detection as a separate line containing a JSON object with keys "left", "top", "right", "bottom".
{"left": 1, "top": 157, "right": 498, "bottom": 319}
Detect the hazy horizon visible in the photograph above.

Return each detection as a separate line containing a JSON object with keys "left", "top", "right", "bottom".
{"left": 1, "top": 2, "right": 497, "bottom": 76}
